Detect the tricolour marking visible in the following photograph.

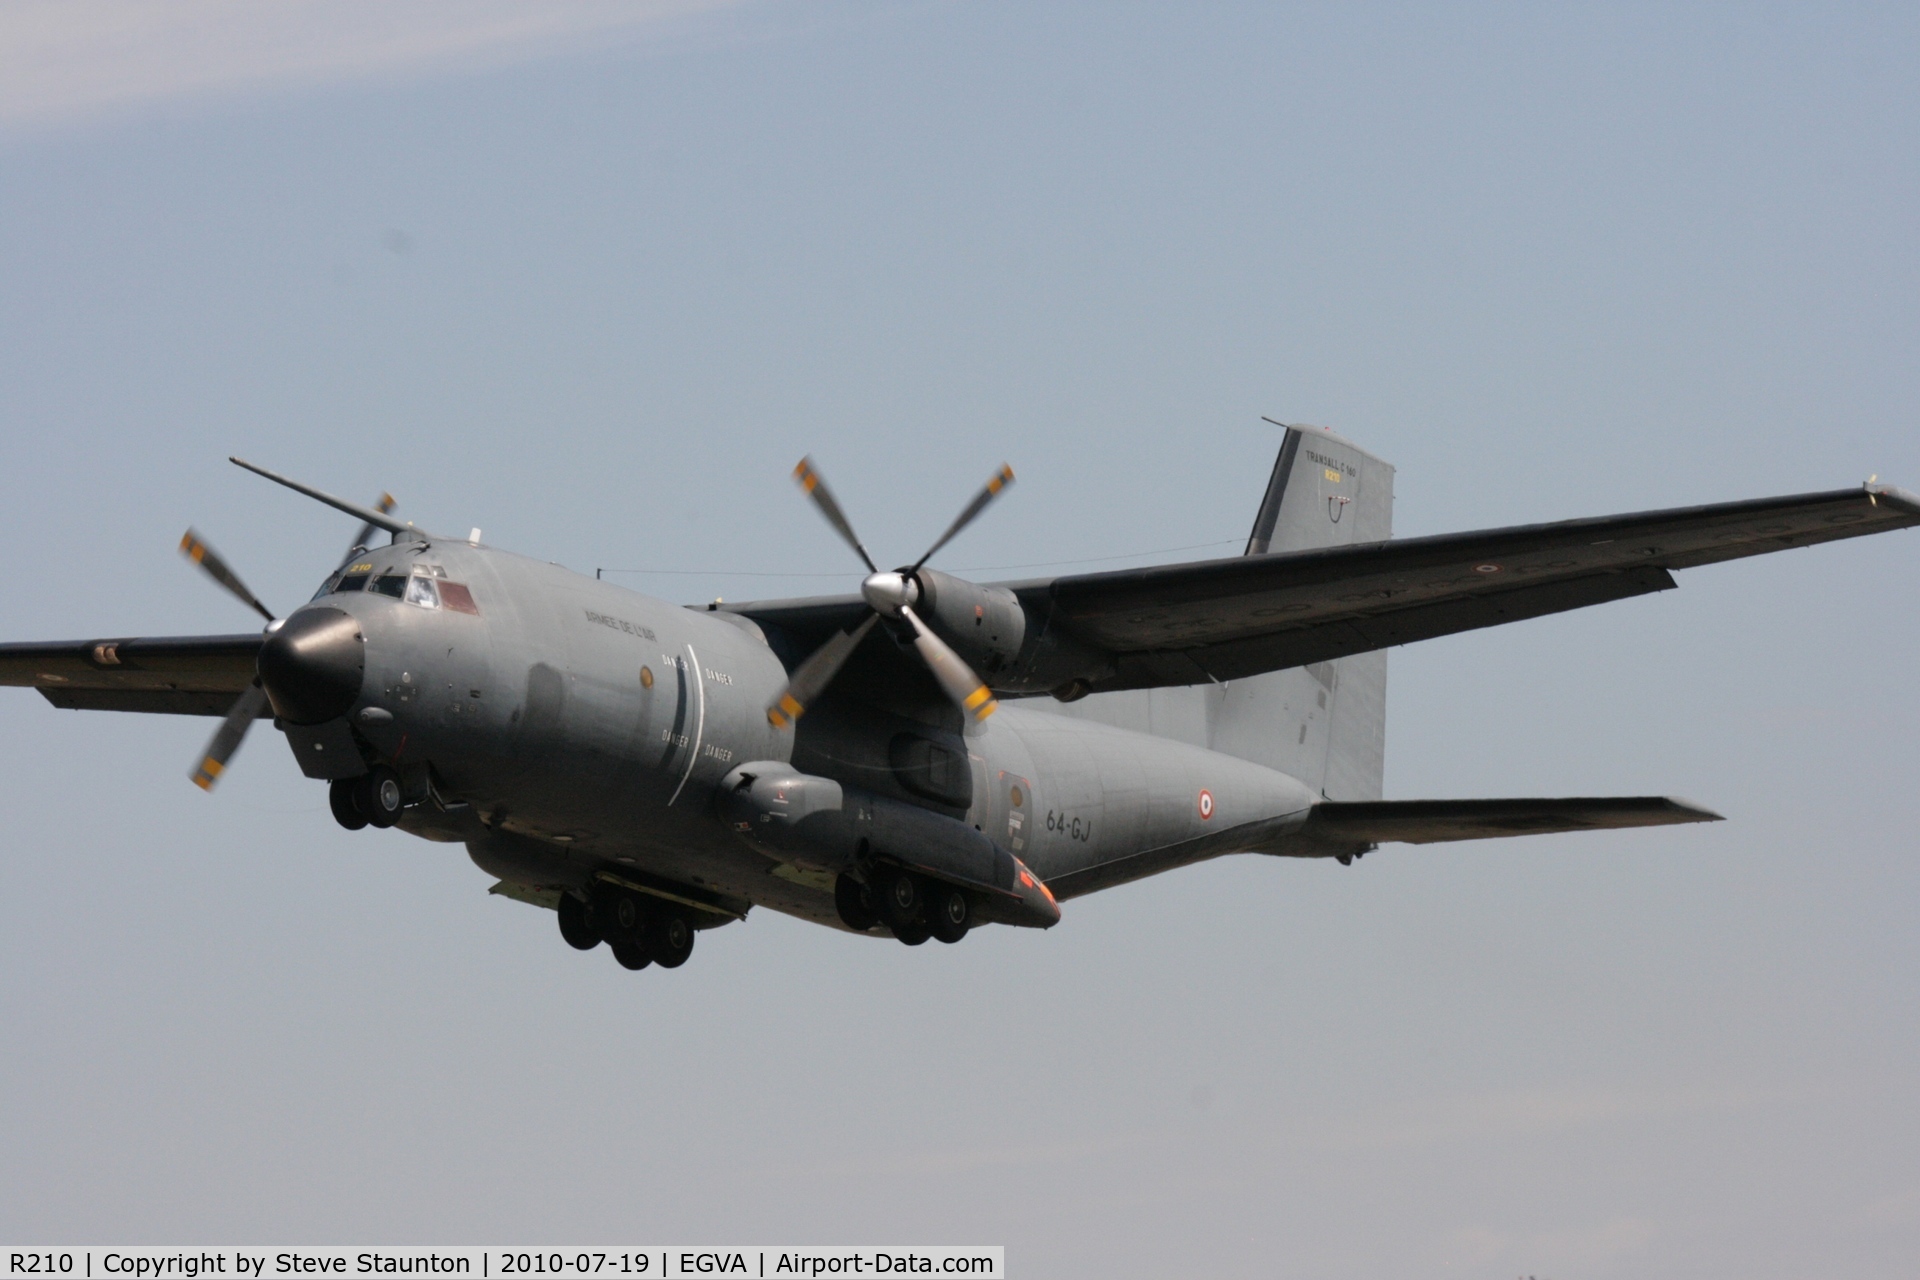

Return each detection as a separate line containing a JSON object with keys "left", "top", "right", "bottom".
{"left": 1198, "top": 788, "right": 1214, "bottom": 820}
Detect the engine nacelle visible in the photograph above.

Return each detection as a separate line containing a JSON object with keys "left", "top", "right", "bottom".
{"left": 910, "top": 567, "right": 1027, "bottom": 678}
{"left": 717, "top": 761, "right": 1059, "bottom": 928}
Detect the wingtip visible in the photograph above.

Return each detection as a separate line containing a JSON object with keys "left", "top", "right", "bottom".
{"left": 1865, "top": 480, "right": 1920, "bottom": 515}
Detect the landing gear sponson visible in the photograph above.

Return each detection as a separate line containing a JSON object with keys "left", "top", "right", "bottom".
{"left": 556, "top": 884, "right": 697, "bottom": 972}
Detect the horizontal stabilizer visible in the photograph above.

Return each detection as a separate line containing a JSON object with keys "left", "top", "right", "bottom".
{"left": 1302, "top": 796, "right": 1722, "bottom": 846}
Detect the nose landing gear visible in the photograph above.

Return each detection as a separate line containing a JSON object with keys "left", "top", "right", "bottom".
{"left": 327, "top": 764, "right": 404, "bottom": 830}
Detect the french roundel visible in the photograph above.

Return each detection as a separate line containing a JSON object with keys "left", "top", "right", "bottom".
{"left": 1198, "top": 789, "right": 1214, "bottom": 820}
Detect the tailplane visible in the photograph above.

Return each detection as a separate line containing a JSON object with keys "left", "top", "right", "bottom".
{"left": 1289, "top": 795, "right": 1722, "bottom": 861}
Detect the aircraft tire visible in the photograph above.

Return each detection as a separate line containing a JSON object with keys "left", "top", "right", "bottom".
{"left": 557, "top": 893, "right": 601, "bottom": 950}
{"left": 610, "top": 940, "right": 652, "bottom": 970}
{"left": 602, "top": 889, "right": 645, "bottom": 943}
{"left": 928, "top": 884, "right": 971, "bottom": 944}
{"left": 874, "top": 867, "right": 923, "bottom": 928}
{"left": 892, "top": 919, "right": 931, "bottom": 946}
{"left": 355, "top": 765, "right": 405, "bottom": 828}
{"left": 328, "top": 779, "right": 368, "bottom": 830}
{"left": 650, "top": 910, "right": 695, "bottom": 969}
{"left": 834, "top": 874, "right": 879, "bottom": 931}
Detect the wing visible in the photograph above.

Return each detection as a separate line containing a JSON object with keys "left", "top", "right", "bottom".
{"left": 1021, "top": 483, "right": 1920, "bottom": 692}
{"left": 0, "top": 634, "right": 263, "bottom": 716}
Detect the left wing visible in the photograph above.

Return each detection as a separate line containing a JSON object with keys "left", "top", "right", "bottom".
{"left": 0, "top": 634, "right": 263, "bottom": 716}
{"left": 1023, "top": 483, "right": 1920, "bottom": 692}
{"left": 732, "top": 483, "right": 1920, "bottom": 698}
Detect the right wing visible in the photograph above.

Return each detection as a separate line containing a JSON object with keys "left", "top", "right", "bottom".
{"left": 0, "top": 634, "right": 263, "bottom": 716}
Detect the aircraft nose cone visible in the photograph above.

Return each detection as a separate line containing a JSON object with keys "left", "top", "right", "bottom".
{"left": 257, "top": 607, "right": 365, "bottom": 725}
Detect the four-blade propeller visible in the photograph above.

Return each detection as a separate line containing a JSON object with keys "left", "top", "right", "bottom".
{"left": 767, "top": 457, "right": 1014, "bottom": 730}
{"left": 177, "top": 491, "right": 396, "bottom": 791}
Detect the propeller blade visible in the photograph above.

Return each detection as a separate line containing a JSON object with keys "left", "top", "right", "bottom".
{"left": 179, "top": 528, "right": 275, "bottom": 622}
{"left": 230, "top": 457, "right": 414, "bottom": 538}
{"left": 766, "top": 612, "right": 880, "bottom": 728}
{"left": 792, "top": 457, "right": 878, "bottom": 573}
{"left": 190, "top": 682, "right": 270, "bottom": 791}
{"left": 898, "top": 604, "right": 998, "bottom": 726}
{"left": 910, "top": 463, "right": 1014, "bottom": 573}
{"left": 347, "top": 492, "right": 398, "bottom": 555}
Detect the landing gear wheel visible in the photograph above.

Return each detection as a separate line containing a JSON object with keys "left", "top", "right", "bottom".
{"left": 610, "top": 940, "right": 652, "bottom": 970}
{"left": 650, "top": 909, "right": 695, "bottom": 969}
{"left": 557, "top": 893, "right": 601, "bottom": 951}
{"left": 928, "top": 884, "right": 971, "bottom": 944}
{"left": 835, "top": 874, "right": 879, "bottom": 931}
{"left": 892, "top": 919, "right": 932, "bottom": 946}
{"left": 329, "top": 778, "right": 368, "bottom": 830}
{"left": 599, "top": 889, "right": 646, "bottom": 944}
{"left": 587, "top": 887, "right": 640, "bottom": 943}
{"left": 874, "top": 866, "right": 923, "bottom": 928}
{"left": 354, "top": 765, "right": 405, "bottom": 828}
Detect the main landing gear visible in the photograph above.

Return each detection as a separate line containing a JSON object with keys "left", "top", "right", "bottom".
{"left": 328, "top": 766, "right": 405, "bottom": 830}
{"left": 557, "top": 885, "right": 697, "bottom": 972}
{"left": 836, "top": 868, "right": 972, "bottom": 945}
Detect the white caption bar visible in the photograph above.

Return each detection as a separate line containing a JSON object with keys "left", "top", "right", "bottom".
{"left": 3, "top": 1251, "right": 1003, "bottom": 1280}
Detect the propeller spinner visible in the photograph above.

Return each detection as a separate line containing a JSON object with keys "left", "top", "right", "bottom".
{"left": 177, "top": 488, "right": 396, "bottom": 791}
{"left": 767, "top": 458, "right": 1014, "bottom": 730}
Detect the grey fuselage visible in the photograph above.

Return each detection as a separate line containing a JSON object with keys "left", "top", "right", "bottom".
{"left": 294, "top": 535, "right": 1321, "bottom": 931}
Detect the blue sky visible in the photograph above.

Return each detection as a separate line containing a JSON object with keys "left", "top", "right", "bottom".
{"left": 2, "top": 4, "right": 1917, "bottom": 1275}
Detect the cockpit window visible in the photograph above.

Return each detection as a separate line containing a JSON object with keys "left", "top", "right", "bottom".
{"left": 322, "top": 563, "right": 474, "bottom": 613}
{"left": 404, "top": 574, "right": 440, "bottom": 608}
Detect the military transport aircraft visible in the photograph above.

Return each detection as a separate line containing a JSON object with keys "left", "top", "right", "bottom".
{"left": 3, "top": 430, "right": 1916, "bottom": 970}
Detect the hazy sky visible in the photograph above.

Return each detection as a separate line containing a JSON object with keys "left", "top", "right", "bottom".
{"left": 2, "top": 3, "right": 1918, "bottom": 1276}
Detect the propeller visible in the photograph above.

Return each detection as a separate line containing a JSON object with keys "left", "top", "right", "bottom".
{"left": 767, "top": 457, "right": 1014, "bottom": 730}
{"left": 180, "top": 529, "right": 274, "bottom": 623}
{"left": 346, "top": 492, "right": 397, "bottom": 558}
{"left": 176, "top": 489, "right": 397, "bottom": 791}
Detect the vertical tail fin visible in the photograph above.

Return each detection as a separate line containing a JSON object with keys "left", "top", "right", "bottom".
{"left": 1243, "top": 423, "right": 1393, "bottom": 553}
{"left": 1210, "top": 426, "right": 1395, "bottom": 799}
